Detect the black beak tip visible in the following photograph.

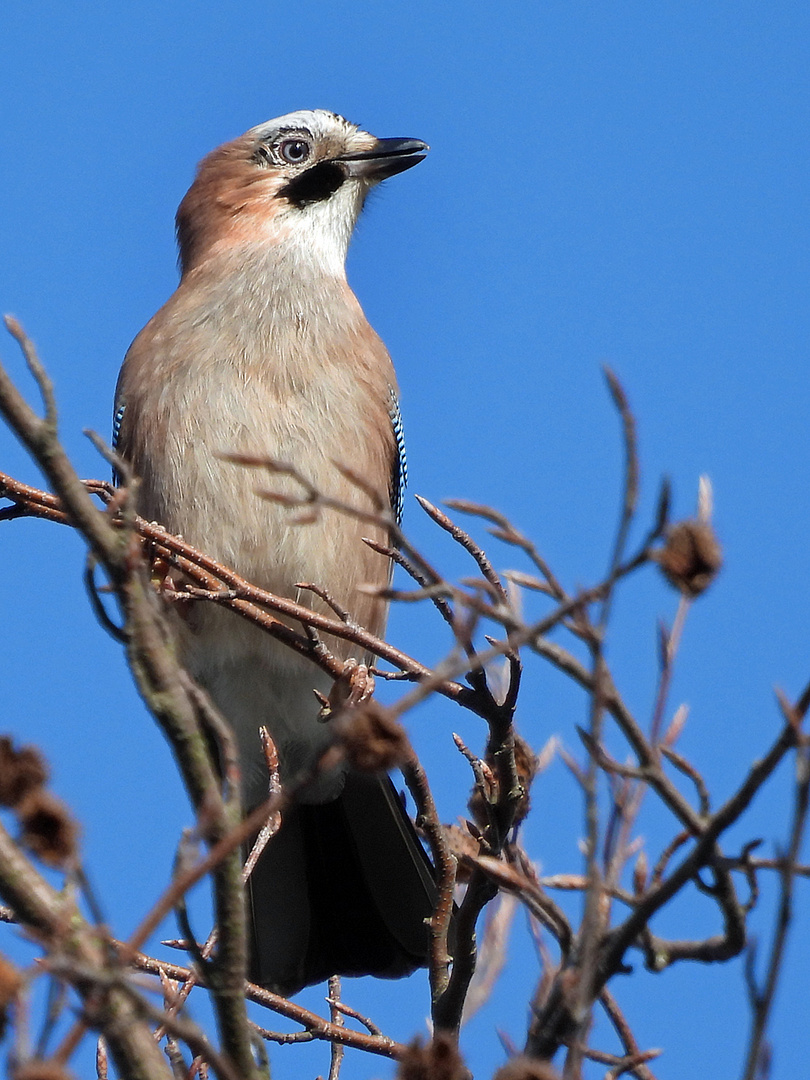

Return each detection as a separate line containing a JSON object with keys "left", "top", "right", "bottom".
{"left": 378, "top": 138, "right": 430, "bottom": 166}
{"left": 393, "top": 138, "right": 430, "bottom": 156}
{"left": 339, "top": 137, "right": 430, "bottom": 180}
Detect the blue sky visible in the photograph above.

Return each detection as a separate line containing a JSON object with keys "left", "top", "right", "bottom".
{"left": 1, "top": 3, "right": 809, "bottom": 1077}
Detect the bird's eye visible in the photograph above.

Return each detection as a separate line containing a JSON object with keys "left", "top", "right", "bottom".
{"left": 278, "top": 139, "right": 311, "bottom": 164}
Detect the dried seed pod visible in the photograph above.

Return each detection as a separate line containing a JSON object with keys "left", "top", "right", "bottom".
{"left": 337, "top": 700, "right": 410, "bottom": 773}
{"left": 443, "top": 822, "right": 480, "bottom": 883}
{"left": 17, "top": 790, "right": 79, "bottom": 869}
{"left": 468, "top": 732, "right": 538, "bottom": 830}
{"left": 0, "top": 738, "right": 48, "bottom": 808}
{"left": 396, "top": 1032, "right": 469, "bottom": 1080}
{"left": 657, "top": 519, "right": 722, "bottom": 597}
{"left": 493, "top": 1057, "right": 560, "bottom": 1080}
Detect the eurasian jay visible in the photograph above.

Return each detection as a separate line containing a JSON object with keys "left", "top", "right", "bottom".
{"left": 114, "top": 110, "right": 435, "bottom": 995}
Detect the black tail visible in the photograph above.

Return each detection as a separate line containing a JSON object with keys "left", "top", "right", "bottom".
{"left": 247, "top": 772, "right": 436, "bottom": 995}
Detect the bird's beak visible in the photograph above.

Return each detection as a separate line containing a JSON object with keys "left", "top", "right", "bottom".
{"left": 339, "top": 138, "right": 429, "bottom": 181}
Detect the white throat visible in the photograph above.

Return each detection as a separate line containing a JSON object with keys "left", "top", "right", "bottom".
{"left": 277, "top": 180, "right": 366, "bottom": 279}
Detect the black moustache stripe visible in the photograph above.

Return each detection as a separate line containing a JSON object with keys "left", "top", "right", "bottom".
{"left": 280, "top": 161, "right": 345, "bottom": 208}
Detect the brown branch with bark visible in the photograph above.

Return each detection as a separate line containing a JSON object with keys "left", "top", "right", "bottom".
{"left": 0, "top": 319, "right": 807, "bottom": 1079}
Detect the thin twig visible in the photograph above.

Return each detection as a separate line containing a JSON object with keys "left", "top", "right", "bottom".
{"left": 741, "top": 703, "right": 810, "bottom": 1079}
{"left": 327, "top": 976, "right": 345, "bottom": 1080}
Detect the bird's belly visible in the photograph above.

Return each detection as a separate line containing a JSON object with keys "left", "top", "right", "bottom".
{"left": 136, "top": 376, "right": 386, "bottom": 804}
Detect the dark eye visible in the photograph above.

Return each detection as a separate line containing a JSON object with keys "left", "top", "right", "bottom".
{"left": 278, "top": 138, "right": 311, "bottom": 164}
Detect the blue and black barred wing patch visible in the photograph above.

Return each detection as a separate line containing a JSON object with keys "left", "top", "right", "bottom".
{"left": 112, "top": 401, "right": 125, "bottom": 452}
{"left": 111, "top": 401, "right": 125, "bottom": 486}
{"left": 388, "top": 386, "right": 407, "bottom": 526}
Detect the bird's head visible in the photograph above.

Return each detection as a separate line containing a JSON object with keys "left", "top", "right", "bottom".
{"left": 176, "top": 110, "right": 428, "bottom": 276}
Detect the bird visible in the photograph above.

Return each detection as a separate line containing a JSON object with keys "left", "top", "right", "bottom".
{"left": 113, "top": 110, "right": 436, "bottom": 995}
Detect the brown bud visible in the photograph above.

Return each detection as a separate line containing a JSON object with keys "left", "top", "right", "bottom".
{"left": 657, "top": 520, "right": 722, "bottom": 597}
{"left": 337, "top": 701, "right": 410, "bottom": 773}
{"left": 18, "top": 790, "right": 79, "bottom": 868}
{"left": 633, "top": 850, "right": 649, "bottom": 897}
{"left": 396, "top": 1033, "right": 469, "bottom": 1080}
{"left": 493, "top": 1057, "right": 560, "bottom": 1080}
{"left": 0, "top": 738, "right": 48, "bottom": 808}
